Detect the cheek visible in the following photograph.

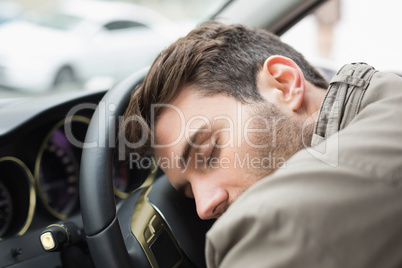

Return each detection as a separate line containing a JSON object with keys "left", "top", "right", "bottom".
{"left": 219, "top": 146, "right": 266, "bottom": 186}
{"left": 218, "top": 145, "right": 254, "bottom": 170}
{"left": 212, "top": 154, "right": 251, "bottom": 185}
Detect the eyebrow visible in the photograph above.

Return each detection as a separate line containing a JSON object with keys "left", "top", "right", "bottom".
{"left": 180, "top": 123, "right": 209, "bottom": 169}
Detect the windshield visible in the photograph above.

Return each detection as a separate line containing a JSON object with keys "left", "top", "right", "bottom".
{"left": 0, "top": 0, "right": 228, "bottom": 98}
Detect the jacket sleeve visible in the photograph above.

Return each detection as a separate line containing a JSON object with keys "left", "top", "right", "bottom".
{"left": 205, "top": 191, "right": 339, "bottom": 268}
{"left": 205, "top": 159, "right": 402, "bottom": 268}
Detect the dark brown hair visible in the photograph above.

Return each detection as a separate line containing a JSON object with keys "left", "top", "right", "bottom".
{"left": 122, "top": 21, "right": 328, "bottom": 155}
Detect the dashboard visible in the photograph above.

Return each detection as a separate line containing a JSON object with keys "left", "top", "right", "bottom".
{"left": 0, "top": 88, "right": 154, "bottom": 267}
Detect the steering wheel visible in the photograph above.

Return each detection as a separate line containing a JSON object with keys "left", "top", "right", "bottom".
{"left": 79, "top": 69, "right": 214, "bottom": 267}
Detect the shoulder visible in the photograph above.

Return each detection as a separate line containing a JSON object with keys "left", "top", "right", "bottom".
{"left": 361, "top": 70, "right": 402, "bottom": 109}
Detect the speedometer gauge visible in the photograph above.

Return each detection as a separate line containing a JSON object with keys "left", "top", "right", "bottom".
{"left": 0, "top": 157, "right": 35, "bottom": 238}
{"left": 37, "top": 129, "right": 80, "bottom": 217}
{"left": 35, "top": 116, "right": 89, "bottom": 220}
{"left": 0, "top": 180, "right": 13, "bottom": 237}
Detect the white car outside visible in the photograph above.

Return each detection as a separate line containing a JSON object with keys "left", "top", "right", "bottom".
{"left": 0, "top": 0, "right": 183, "bottom": 93}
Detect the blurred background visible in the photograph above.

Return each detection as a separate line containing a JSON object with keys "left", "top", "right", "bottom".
{"left": 0, "top": 0, "right": 401, "bottom": 97}
{"left": 0, "top": 0, "right": 224, "bottom": 97}
{"left": 2, "top": 0, "right": 221, "bottom": 24}
{"left": 282, "top": 0, "right": 402, "bottom": 79}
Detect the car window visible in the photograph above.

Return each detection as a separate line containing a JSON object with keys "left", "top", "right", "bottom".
{"left": 0, "top": 0, "right": 228, "bottom": 97}
{"left": 24, "top": 12, "right": 83, "bottom": 31}
{"left": 103, "top": 20, "right": 148, "bottom": 31}
{"left": 281, "top": 0, "right": 402, "bottom": 79}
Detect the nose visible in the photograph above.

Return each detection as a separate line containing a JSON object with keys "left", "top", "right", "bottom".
{"left": 192, "top": 184, "right": 229, "bottom": 220}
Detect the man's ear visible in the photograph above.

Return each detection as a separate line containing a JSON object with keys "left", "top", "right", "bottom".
{"left": 261, "top": 55, "right": 306, "bottom": 112}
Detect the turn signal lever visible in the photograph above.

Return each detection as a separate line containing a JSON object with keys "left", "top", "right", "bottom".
{"left": 40, "top": 222, "right": 85, "bottom": 252}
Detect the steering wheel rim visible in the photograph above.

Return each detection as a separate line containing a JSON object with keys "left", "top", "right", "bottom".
{"left": 79, "top": 69, "right": 148, "bottom": 268}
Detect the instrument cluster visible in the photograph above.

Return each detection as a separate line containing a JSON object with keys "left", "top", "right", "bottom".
{"left": 0, "top": 113, "right": 154, "bottom": 241}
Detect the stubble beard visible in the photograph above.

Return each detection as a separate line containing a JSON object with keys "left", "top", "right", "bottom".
{"left": 248, "top": 101, "right": 314, "bottom": 179}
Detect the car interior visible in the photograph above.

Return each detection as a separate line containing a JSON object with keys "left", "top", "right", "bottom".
{"left": 2, "top": 0, "right": 400, "bottom": 267}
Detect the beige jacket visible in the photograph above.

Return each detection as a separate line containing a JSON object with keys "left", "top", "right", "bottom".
{"left": 205, "top": 63, "right": 402, "bottom": 268}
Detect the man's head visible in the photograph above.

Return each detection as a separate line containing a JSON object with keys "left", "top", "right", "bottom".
{"left": 122, "top": 22, "right": 328, "bottom": 219}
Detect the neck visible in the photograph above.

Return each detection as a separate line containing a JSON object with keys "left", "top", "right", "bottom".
{"left": 303, "top": 81, "right": 327, "bottom": 122}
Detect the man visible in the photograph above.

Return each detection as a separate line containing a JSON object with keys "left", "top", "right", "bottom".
{"left": 122, "top": 22, "right": 402, "bottom": 267}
